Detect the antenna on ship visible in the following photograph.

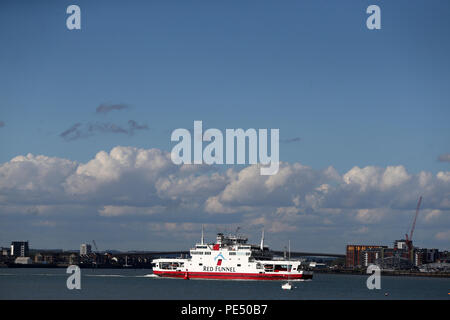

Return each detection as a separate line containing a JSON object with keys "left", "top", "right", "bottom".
{"left": 260, "top": 228, "right": 265, "bottom": 250}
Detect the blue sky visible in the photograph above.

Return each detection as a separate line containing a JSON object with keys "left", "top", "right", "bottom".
{"left": 0, "top": 1, "right": 449, "bottom": 251}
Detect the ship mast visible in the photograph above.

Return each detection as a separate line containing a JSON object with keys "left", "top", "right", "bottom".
{"left": 288, "top": 240, "right": 291, "bottom": 261}
{"left": 201, "top": 225, "right": 204, "bottom": 245}
{"left": 260, "top": 229, "right": 265, "bottom": 250}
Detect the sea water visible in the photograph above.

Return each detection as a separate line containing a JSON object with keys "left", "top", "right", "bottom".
{"left": 0, "top": 268, "right": 448, "bottom": 300}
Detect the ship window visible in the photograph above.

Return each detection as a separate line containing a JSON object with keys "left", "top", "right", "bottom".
{"left": 204, "top": 252, "right": 211, "bottom": 255}
{"left": 160, "top": 262, "right": 174, "bottom": 270}
{"left": 245, "top": 252, "right": 250, "bottom": 256}
{"left": 237, "top": 264, "right": 241, "bottom": 267}
{"left": 274, "top": 265, "right": 292, "bottom": 272}
{"left": 229, "top": 252, "right": 236, "bottom": 255}
{"left": 199, "top": 263, "right": 203, "bottom": 266}
{"left": 264, "top": 264, "right": 274, "bottom": 271}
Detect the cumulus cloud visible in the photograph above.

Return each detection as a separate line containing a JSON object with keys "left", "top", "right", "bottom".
{"left": 96, "top": 103, "right": 129, "bottom": 114}
{"left": 0, "top": 146, "right": 449, "bottom": 242}
{"left": 64, "top": 147, "right": 174, "bottom": 197}
{"left": 438, "top": 153, "right": 450, "bottom": 163}
{"left": 0, "top": 153, "right": 77, "bottom": 200}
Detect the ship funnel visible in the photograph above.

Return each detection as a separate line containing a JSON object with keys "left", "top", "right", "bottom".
{"left": 260, "top": 228, "right": 264, "bottom": 250}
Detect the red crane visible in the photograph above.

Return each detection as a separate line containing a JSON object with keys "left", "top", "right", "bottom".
{"left": 405, "top": 196, "right": 422, "bottom": 253}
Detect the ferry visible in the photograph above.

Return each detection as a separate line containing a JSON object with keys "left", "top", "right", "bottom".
{"left": 151, "top": 230, "right": 313, "bottom": 281}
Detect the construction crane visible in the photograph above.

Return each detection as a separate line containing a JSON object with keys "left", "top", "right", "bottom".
{"left": 405, "top": 196, "right": 422, "bottom": 254}
{"left": 92, "top": 240, "right": 99, "bottom": 253}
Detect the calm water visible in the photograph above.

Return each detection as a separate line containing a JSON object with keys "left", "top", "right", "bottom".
{"left": 0, "top": 268, "right": 449, "bottom": 300}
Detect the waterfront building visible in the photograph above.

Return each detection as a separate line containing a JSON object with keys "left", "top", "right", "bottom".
{"left": 347, "top": 241, "right": 442, "bottom": 270}
{"left": 394, "top": 239, "right": 408, "bottom": 250}
{"left": 14, "top": 257, "right": 32, "bottom": 264}
{"left": 10, "top": 241, "right": 29, "bottom": 257}
{"left": 34, "top": 253, "right": 43, "bottom": 263}
{"left": 361, "top": 247, "right": 382, "bottom": 267}
{"left": 345, "top": 245, "right": 387, "bottom": 268}
{"left": 80, "top": 243, "right": 92, "bottom": 255}
{"left": 414, "top": 248, "right": 439, "bottom": 266}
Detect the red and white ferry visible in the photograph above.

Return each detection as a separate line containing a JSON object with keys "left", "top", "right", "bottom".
{"left": 151, "top": 230, "right": 313, "bottom": 281}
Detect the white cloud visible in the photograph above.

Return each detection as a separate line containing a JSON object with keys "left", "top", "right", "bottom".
{"left": 99, "top": 205, "right": 166, "bottom": 216}
{"left": 276, "top": 206, "right": 301, "bottom": 216}
{"left": 355, "top": 209, "right": 385, "bottom": 224}
{"left": 435, "top": 230, "right": 450, "bottom": 241}
{"left": 424, "top": 209, "right": 442, "bottom": 222}
{"left": 343, "top": 166, "right": 381, "bottom": 191}
{"left": 0, "top": 146, "right": 449, "bottom": 237}
{"left": 64, "top": 147, "right": 174, "bottom": 195}
{"left": 437, "top": 171, "right": 450, "bottom": 183}
{"left": 0, "top": 153, "right": 76, "bottom": 194}
{"left": 381, "top": 166, "right": 411, "bottom": 190}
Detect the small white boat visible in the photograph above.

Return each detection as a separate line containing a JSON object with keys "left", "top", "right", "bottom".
{"left": 282, "top": 281, "right": 292, "bottom": 290}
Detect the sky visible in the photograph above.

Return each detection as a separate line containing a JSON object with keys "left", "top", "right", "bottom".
{"left": 0, "top": 0, "right": 449, "bottom": 253}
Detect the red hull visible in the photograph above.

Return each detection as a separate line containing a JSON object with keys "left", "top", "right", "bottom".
{"left": 153, "top": 270, "right": 313, "bottom": 281}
